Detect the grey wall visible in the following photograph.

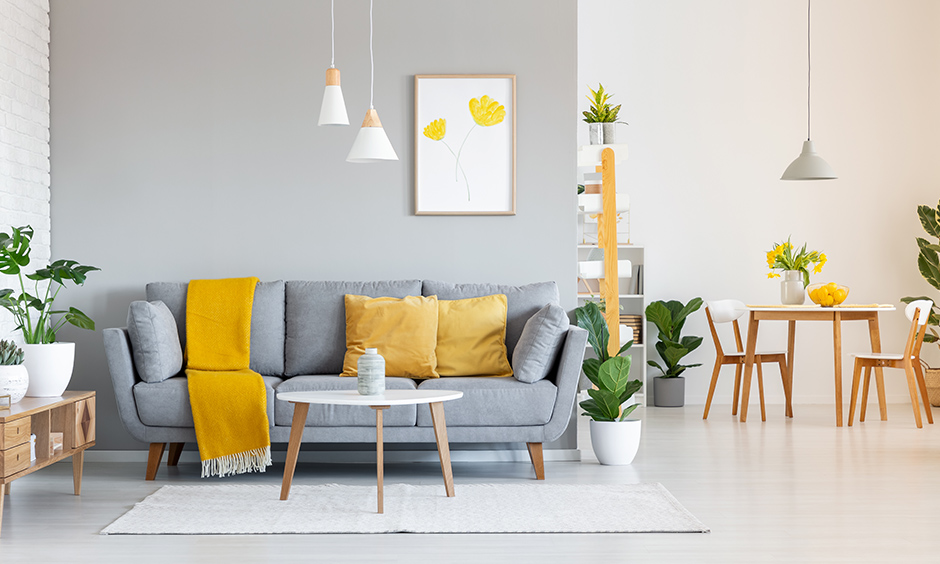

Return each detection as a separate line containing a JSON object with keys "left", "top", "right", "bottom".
{"left": 49, "top": 0, "right": 578, "bottom": 450}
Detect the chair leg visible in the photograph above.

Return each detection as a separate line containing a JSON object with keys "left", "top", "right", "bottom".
{"left": 731, "top": 364, "right": 743, "bottom": 416}
{"left": 913, "top": 362, "right": 934, "bottom": 424}
{"left": 756, "top": 362, "right": 766, "bottom": 422}
{"left": 526, "top": 442, "right": 544, "bottom": 480}
{"left": 903, "top": 362, "right": 924, "bottom": 428}
{"left": 778, "top": 359, "right": 792, "bottom": 418}
{"left": 849, "top": 361, "right": 862, "bottom": 426}
{"left": 703, "top": 359, "right": 722, "bottom": 420}
{"left": 860, "top": 366, "right": 872, "bottom": 422}
{"left": 146, "top": 443, "right": 166, "bottom": 480}
{"left": 167, "top": 443, "right": 185, "bottom": 466}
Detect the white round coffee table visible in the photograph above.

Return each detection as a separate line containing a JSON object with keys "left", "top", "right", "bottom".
{"left": 276, "top": 389, "right": 463, "bottom": 513}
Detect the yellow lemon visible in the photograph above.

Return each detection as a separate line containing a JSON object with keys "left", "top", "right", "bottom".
{"left": 833, "top": 288, "right": 847, "bottom": 304}
{"left": 826, "top": 282, "right": 838, "bottom": 292}
{"left": 825, "top": 296, "right": 835, "bottom": 307}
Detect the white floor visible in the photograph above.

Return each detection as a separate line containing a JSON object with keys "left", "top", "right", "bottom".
{"left": 2, "top": 402, "right": 939, "bottom": 563}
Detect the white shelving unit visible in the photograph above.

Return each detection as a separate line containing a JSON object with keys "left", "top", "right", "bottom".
{"left": 576, "top": 144, "right": 648, "bottom": 405}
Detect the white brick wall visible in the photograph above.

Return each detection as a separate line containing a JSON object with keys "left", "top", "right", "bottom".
{"left": 0, "top": 0, "right": 51, "bottom": 339}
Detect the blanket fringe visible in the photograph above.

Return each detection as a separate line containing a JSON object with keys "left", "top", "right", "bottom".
{"left": 201, "top": 446, "right": 272, "bottom": 478}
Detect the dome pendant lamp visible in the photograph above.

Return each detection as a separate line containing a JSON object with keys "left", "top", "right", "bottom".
{"left": 317, "top": 0, "right": 349, "bottom": 126}
{"left": 781, "top": 0, "right": 836, "bottom": 180}
{"left": 347, "top": 0, "right": 398, "bottom": 162}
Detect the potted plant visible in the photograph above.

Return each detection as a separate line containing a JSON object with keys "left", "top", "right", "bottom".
{"left": 901, "top": 200, "right": 940, "bottom": 407}
{"left": 0, "top": 340, "right": 28, "bottom": 404}
{"left": 576, "top": 301, "right": 643, "bottom": 465}
{"left": 646, "top": 298, "right": 703, "bottom": 407}
{"left": 766, "top": 237, "right": 827, "bottom": 305}
{"left": 582, "top": 83, "right": 627, "bottom": 145}
{"left": 0, "top": 226, "right": 99, "bottom": 397}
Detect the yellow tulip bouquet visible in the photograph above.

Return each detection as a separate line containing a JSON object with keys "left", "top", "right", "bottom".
{"left": 766, "top": 237, "right": 826, "bottom": 288}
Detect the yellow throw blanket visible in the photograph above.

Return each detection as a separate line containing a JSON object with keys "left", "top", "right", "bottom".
{"left": 185, "top": 277, "right": 272, "bottom": 478}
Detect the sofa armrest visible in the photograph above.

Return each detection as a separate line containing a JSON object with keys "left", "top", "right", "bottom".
{"left": 103, "top": 327, "right": 150, "bottom": 443}
{"left": 541, "top": 325, "right": 588, "bottom": 442}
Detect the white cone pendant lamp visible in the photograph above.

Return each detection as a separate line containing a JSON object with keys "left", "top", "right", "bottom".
{"left": 781, "top": 0, "right": 836, "bottom": 181}
{"left": 318, "top": 0, "right": 348, "bottom": 126}
{"left": 347, "top": 0, "right": 398, "bottom": 163}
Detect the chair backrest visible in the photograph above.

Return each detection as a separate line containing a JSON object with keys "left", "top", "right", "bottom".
{"left": 903, "top": 300, "right": 933, "bottom": 359}
{"left": 706, "top": 299, "right": 747, "bottom": 324}
{"left": 705, "top": 299, "right": 748, "bottom": 356}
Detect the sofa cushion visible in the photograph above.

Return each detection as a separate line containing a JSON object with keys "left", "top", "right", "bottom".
{"left": 341, "top": 294, "right": 440, "bottom": 379}
{"left": 126, "top": 300, "right": 183, "bottom": 383}
{"left": 145, "top": 280, "right": 286, "bottom": 376}
{"left": 133, "top": 375, "right": 282, "bottom": 427}
{"left": 512, "top": 303, "right": 569, "bottom": 383}
{"left": 284, "top": 280, "right": 423, "bottom": 376}
{"left": 415, "top": 377, "right": 556, "bottom": 427}
{"left": 421, "top": 281, "right": 559, "bottom": 360}
{"left": 274, "top": 375, "right": 418, "bottom": 427}
{"left": 436, "top": 295, "right": 513, "bottom": 377}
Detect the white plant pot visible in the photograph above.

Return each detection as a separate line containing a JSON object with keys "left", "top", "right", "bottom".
{"left": 23, "top": 343, "right": 75, "bottom": 397}
{"left": 0, "top": 364, "right": 29, "bottom": 403}
{"left": 589, "top": 419, "right": 641, "bottom": 465}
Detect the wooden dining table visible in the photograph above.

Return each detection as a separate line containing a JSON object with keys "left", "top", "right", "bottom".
{"left": 739, "top": 304, "right": 896, "bottom": 426}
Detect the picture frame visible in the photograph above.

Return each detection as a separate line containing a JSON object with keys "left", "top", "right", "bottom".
{"left": 414, "top": 74, "right": 516, "bottom": 215}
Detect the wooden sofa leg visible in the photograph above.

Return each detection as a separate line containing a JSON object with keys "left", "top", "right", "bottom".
{"left": 526, "top": 442, "right": 545, "bottom": 480}
{"left": 167, "top": 443, "right": 184, "bottom": 467}
{"left": 146, "top": 443, "right": 166, "bottom": 480}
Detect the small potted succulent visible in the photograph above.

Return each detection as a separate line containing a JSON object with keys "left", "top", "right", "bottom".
{"left": 582, "top": 83, "right": 627, "bottom": 145}
{"left": 576, "top": 301, "right": 643, "bottom": 465}
{"left": 646, "top": 298, "right": 704, "bottom": 407}
{"left": 0, "top": 340, "right": 28, "bottom": 404}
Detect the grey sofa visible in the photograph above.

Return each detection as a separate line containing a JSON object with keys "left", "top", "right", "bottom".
{"left": 103, "top": 280, "right": 587, "bottom": 480}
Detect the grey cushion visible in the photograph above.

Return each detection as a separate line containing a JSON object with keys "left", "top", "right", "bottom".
{"left": 133, "top": 375, "right": 282, "bottom": 427}
{"left": 274, "top": 375, "right": 418, "bottom": 427}
{"left": 512, "top": 303, "right": 569, "bottom": 383}
{"left": 126, "top": 300, "right": 183, "bottom": 383}
{"left": 284, "top": 280, "right": 423, "bottom": 376}
{"left": 415, "top": 377, "right": 556, "bottom": 427}
{"left": 146, "top": 280, "right": 286, "bottom": 376}
{"left": 422, "top": 281, "right": 559, "bottom": 359}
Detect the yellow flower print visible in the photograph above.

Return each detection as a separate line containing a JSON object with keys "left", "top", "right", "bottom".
{"left": 423, "top": 118, "right": 446, "bottom": 141}
{"left": 469, "top": 95, "right": 506, "bottom": 127}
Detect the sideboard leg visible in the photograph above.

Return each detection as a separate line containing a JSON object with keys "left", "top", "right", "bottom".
{"left": 146, "top": 443, "right": 166, "bottom": 480}
{"left": 72, "top": 450, "right": 84, "bottom": 495}
{"left": 526, "top": 442, "right": 545, "bottom": 480}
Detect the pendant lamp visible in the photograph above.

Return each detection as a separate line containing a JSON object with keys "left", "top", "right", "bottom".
{"left": 781, "top": 0, "right": 836, "bottom": 180}
{"left": 347, "top": 0, "right": 398, "bottom": 163}
{"left": 318, "top": 0, "right": 349, "bottom": 126}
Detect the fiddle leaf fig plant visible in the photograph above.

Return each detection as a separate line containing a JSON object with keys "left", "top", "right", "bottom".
{"left": 646, "top": 298, "right": 704, "bottom": 379}
{"left": 0, "top": 225, "right": 100, "bottom": 344}
{"left": 901, "top": 200, "right": 940, "bottom": 347}
{"left": 576, "top": 301, "right": 642, "bottom": 421}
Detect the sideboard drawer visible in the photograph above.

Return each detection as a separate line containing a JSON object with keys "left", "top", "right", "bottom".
{"left": 73, "top": 397, "right": 95, "bottom": 447}
{"left": 1, "top": 441, "right": 31, "bottom": 477}
{"left": 0, "top": 417, "right": 30, "bottom": 450}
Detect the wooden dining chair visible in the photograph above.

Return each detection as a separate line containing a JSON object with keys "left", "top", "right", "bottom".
{"left": 848, "top": 299, "right": 934, "bottom": 428}
{"left": 703, "top": 299, "right": 791, "bottom": 421}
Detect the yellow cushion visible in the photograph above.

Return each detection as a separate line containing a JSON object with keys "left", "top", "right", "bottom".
{"left": 341, "top": 294, "right": 440, "bottom": 379}
{"left": 436, "top": 294, "right": 513, "bottom": 377}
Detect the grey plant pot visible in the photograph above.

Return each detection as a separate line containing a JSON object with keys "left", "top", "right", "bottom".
{"left": 653, "top": 376, "right": 685, "bottom": 407}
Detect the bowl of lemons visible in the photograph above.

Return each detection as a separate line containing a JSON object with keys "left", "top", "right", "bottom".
{"left": 807, "top": 282, "right": 849, "bottom": 307}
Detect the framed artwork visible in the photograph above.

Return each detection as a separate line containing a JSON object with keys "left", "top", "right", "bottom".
{"left": 414, "top": 74, "right": 516, "bottom": 215}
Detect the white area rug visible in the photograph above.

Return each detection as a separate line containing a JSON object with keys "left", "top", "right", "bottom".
{"left": 101, "top": 483, "right": 708, "bottom": 534}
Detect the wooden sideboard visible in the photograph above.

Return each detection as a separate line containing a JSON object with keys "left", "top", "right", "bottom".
{"left": 0, "top": 391, "right": 95, "bottom": 535}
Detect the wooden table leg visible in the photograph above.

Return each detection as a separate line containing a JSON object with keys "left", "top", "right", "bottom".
{"left": 739, "top": 313, "right": 759, "bottom": 422}
{"left": 0, "top": 483, "right": 4, "bottom": 536}
{"left": 3, "top": 483, "right": 9, "bottom": 495}
{"left": 72, "top": 449, "right": 84, "bottom": 495}
{"left": 786, "top": 320, "right": 796, "bottom": 417}
{"left": 429, "top": 402, "right": 456, "bottom": 496}
{"left": 279, "top": 402, "right": 309, "bottom": 501}
{"left": 371, "top": 406, "right": 389, "bottom": 514}
{"left": 833, "top": 312, "right": 844, "bottom": 427}
{"left": 868, "top": 315, "right": 888, "bottom": 421}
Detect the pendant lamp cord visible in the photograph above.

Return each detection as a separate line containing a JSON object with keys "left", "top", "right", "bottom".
{"left": 369, "top": 0, "right": 374, "bottom": 109}
{"left": 806, "top": 0, "right": 811, "bottom": 141}
{"left": 330, "top": 0, "right": 335, "bottom": 68}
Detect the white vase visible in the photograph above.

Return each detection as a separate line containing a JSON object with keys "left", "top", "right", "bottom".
{"left": 0, "top": 364, "right": 29, "bottom": 403}
{"left": 589, "top": 419, "right": 642, "bottom": 465}
{"left": 780, "top": 270, "right": 806, "bottom": 305}
{"left": 23, "top": 342, "right": 75, "bottom": 397}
